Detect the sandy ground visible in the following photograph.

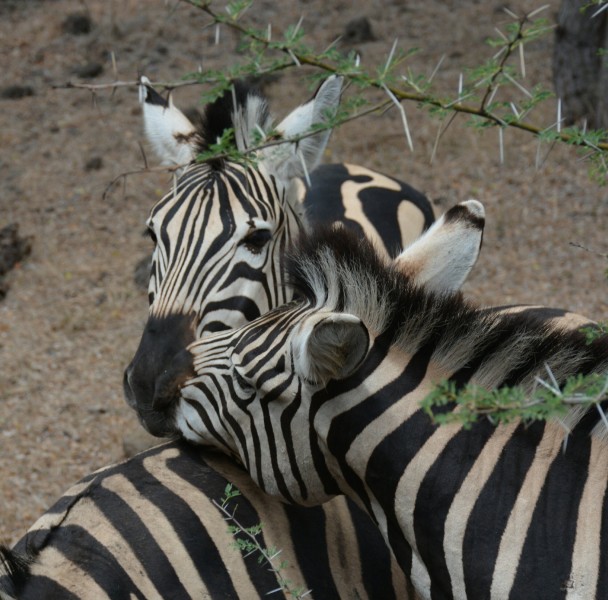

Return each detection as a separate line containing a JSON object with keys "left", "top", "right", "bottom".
{"left": 0, "top": 0, "right": 606, "bottom": 545}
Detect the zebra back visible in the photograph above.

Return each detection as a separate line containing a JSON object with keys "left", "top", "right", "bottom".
{"left": 1, "top": 441, "right": 414, "bottom": 599}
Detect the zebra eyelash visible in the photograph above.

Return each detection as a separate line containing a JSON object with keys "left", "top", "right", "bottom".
{"left": 240, "top": 228, "right": 272, "bottom": 254}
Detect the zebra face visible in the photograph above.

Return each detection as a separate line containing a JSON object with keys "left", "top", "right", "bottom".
{"left": 156, "top": 304, "right": 371, "bottom": 505}
{"left": 124, "top": 163, "right": 303, "bottom": 432}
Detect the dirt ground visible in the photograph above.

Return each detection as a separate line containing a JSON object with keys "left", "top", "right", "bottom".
{"left": 0, "top": 0, "right": 606, "bottom": 546}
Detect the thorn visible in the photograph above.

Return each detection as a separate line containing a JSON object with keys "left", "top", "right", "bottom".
{"left": 428, "top": 54, "right": 446, "bottom": 84}
{"left": 596, "top": 403, "right": 608, "bottom": 433}
{"left": 111, "top": 51, "right": 118, "bottom": 79}
{"left": 298, "top": 149, "right": 311, "bottom": 187}
{"left": 385, "top": 38, "right": 399, "bottom": 73}
{"left": 502, "top": 6, "right": 519, "bottom": 19}
{"left": 458, "top": 73, "right": 463, "bottom": 96}
{"left": 527, "top": 4, "right": 550, "bottom": 18}
{"left": 292, "top": 15, "right": 304, "bottom": 38}
{"left": 267, "top": 23, "right": 271, "bottom": 42}
{"left": 498, "top": 127, "right": 504, "bottom": 164}
{"left": 215, "top": 24, "right": 221, "bottom": 45}
{"left": 494, "top": 26, "right": 509, "bottom": 42}
{"left": 592, "top": 2, "right": 608, "bottom": 18}
{"left": 288, "top": 49, "right": 301, "bottom": 67}
{"left": 503, "top": 72, "right": 532, "bottom": 98}
{"left": 557, "top": 97, "right": 562, "bottom": 133}
{"left": 382, "top": 84, "right": 413, "bottom": 152}
{"left": 518, "top": 43, "right": 526, "bottom": 79}
{"left": 510, "top": 102, "right": 520, "bottom": 118}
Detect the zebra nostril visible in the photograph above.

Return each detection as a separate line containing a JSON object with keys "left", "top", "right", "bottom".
{"left": 123, "top": 367, "right": 137, "bottom": 409}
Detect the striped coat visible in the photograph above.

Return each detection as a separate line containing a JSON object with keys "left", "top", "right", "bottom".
{"left": 134, "top": 214, "right": 608, "bottom": 599}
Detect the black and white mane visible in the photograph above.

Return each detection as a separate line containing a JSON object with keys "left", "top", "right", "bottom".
{"left": 287, "top": 227, "right": 608, "bottom": 436}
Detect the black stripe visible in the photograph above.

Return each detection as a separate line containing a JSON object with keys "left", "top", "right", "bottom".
{"left": 348, "top": 500, "right": 399, "bottom": 600}
{"left": 462, "top": 421, "right": 546, "bottom": 597}
{"left": 166, "top": 447, "right": 283, "bottom": 595}
{"left": 511, "top": 431, "right": 591, "bottom": 597}
{"left": 14, "top": 574, "right": 81, "bottom": 600}
{"left": 31, "top": 525, "right": 146, "bottom": 600}
{"left": 414, "top": 419, "right": 497, "bottom": 598}
{"left": 282, "top": 503, "right": 341, "bottom": 598}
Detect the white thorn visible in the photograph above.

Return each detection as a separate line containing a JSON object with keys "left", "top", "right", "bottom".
{"left": 382, "top": 84, "right": 413, "bottom": 152}
{"left": 519, "top": 43, "right": 526, "bottom": 79}
{"left": 592, "top": 3, "right": 608, "bottom": 18}
{"left": 428, "top": 54, "right": 446, "bottom": 84}
{"left": 528, "top": 4, "right": 550, "bottom": 18}
{"left": 557, "top": 98, "right": 562, "bottom": 133}
{"left": 385, "top": 38, "right": 399, "bottom": 73}
{"left": 498, "top": 128, "right": 504, "bottom": 164}
{"left": 215, "top": 24, "right": 221, "bottom": 45}
{"left": 298, "top": 149, "right": 311, "bottom": 187}
{"left": 503, "top": 72, "right": 532, "bottom": 98}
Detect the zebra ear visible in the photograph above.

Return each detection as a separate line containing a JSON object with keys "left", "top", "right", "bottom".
{"left": 139, "top": 76, "right": 197, "bottom": 168}
{"left": 261, "top": 75, "right": 343, "bottom": 183}
{"left": 292, "top": 312, "right": 369, "bottom": 385}
{"left": 394, "top": 199, "right": 485, "bottom": 293}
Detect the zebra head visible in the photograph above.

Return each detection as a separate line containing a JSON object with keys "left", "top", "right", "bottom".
{"left": 124, "top": 76, "right": 343, "bottom": 429}
{"left": 131, "top": 201, "right": 486, "bottom": 491}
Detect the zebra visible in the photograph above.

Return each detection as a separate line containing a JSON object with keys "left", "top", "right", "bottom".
{"left": 123, "top": 75, "right": 434, "bottom": 418}
{"left": 0, "top": 440, "right": 412, "bottom": 599}
{"left": 130, "top": 205, "right": 608, "bottom": 600}
{"left": 0, "top": 205, "right": 480, "bottom": 600}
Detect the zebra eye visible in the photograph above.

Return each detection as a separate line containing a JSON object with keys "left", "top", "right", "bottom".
{"left": 241, "top": 228, "right": 272, "bottom": 254}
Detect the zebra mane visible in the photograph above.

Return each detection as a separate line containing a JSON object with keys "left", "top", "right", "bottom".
{"left": 0, "top": 546, "right": 30, "bottom": 598}
{"left": 288, "top": 226, "right": 608, "bottom": 437}
{"left": 197, "top": 80, "right": 272, "bottom": 163}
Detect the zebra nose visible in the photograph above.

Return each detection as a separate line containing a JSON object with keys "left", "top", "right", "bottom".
{"left": 152, "top": 348, "right": 195, "bottom": 410}
{"left": 123, "top": 365, "right": 137, "bottom": 409}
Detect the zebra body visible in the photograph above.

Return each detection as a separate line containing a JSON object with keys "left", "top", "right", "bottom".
{"left": 133, "top": 209, "right": 608, "bottom": 599}
{"left": 0, "top": 441, "right": 411, "bottom": 599}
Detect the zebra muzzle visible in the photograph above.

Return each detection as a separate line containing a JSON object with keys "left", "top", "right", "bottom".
{"left": 152, "top": 348, "right": 196, "bottom": 411}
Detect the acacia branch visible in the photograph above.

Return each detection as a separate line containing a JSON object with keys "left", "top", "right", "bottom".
{"left": 184, "top": 0, "right": 608, "bottom": 154}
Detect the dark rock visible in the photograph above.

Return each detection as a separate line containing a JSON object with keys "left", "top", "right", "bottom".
{"left": 0, "top": 224, "right": 32, "bottom": 301}
{"left": 84, "top": 156, "right": 103, "bottom": 171}
{"left": 0, "top": 224, "right": 32, "bottom": 277}
{"left": 72, "top": 62, "right": 104, "bottom": 79}
{"left": 1, "top": 85, "right": 34, "bottom": 100}
{"left": 343, "top": 17, "right": 376, "bottom": 45}
{"left": 62, "top": 13, "right": 93, "bottom": 35}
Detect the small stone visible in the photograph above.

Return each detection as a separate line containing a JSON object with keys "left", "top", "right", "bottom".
{"left": 72, "top": 62, "right": 104, "bottom": 79}
{"left": 84, "top": 156, "right": 103, "bottom": 171}
{"left": 62, "top": 13, "right": 93, "bottom": 35}
{"left": 1, "top": 85, "right": 34, "bottom": 100}
{"left": 343, "top": 17, "right": 376, "bottom": 45}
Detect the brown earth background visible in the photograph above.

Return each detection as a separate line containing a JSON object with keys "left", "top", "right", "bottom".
{"left": 1, "top": 0, "right": 607, "bottom": 545}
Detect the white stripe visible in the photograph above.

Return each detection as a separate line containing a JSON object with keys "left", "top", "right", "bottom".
{"left": 566, "top": 436, "right": 608, "bottom": 599}
{"left": 490, "top": 426, "right": 565, "bottom": 599}
{"left": 443, "top": 422, "right": 518, "bottom": 598}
